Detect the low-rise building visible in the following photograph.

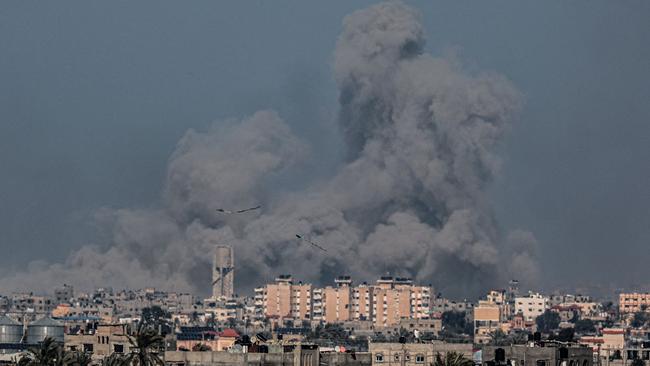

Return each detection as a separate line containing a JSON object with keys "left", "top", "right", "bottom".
{"left": 369, "top": 342, "right": 472, "bottom": 365}
{"left": 64, "top": 324, "right": 133, "bottom": 359}
{"left": 480, "top": 344, "right": 593, "bottom": 366}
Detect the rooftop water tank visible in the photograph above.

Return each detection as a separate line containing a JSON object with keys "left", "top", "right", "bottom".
{"left": 27, "top": 317, "right": 63, "bottom": 344}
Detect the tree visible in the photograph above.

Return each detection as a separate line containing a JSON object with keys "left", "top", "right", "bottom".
{"left": 431, "top": 351, "right": 474, "bottom": 366}
{"left": 574, "top": 319, "right": 596, "bottom": 334}
{"left": 387, "top": 327, "right": 415, "bottom": 343}
{"left": 631, "top": 358, "right": 644, "bottom": 366}
{"left": 18, "top": 337, "right": 65, "bottom": 366}
{"left": 442, "top": 311, "right": 472, "bottom": 336}
{"left": 555, "top": 328, "right": 575, "bottom": 342}
{"left": 489, "top": 330, "right": 514, "bottom": 346}
{"left": 536, "top": 310, "right": 561, "bottom": 334}
{"left": 101, "top": 353, "right": 129, "bottom": 366}
{"left": 141, "top": 306, "right": 171, "bottom": 335}
{"left": 64, "top": 350, "right": 92, "bottom": 366}
{"left": 126, "top": 322, "right": 165, "bottom": 366}
{"left": 631, "top": 312, "right": 648, "bottom": 328}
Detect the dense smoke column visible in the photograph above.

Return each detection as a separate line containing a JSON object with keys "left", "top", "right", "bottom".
{"left": 0, "top": 1, "right": 538, "bottom": 298}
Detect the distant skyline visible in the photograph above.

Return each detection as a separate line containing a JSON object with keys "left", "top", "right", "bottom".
{"left": 1, "top": 1, "right": 649, "bottom": 296}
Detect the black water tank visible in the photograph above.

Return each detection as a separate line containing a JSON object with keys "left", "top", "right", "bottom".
{"left": 559, "top": 347, "right": 569, "bottom": 359}
{"left": 496, "top": 348, "right": 506, "bottom": 362}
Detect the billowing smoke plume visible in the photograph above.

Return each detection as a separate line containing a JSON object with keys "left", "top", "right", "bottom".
{"left": 1, "top": 2, "right": 538, "bottom": 298}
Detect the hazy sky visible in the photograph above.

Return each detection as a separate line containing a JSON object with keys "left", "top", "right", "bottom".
{"left": 1, "top": 1, "right": 648, "bottom": 293}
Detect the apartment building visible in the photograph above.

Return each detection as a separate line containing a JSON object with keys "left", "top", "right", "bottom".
{"left": 474, "top": 290, "right": 511, "bottom": 344}
{"left": 322, "top": 276, "right": 353, "bottom": 323}
{"left": 254, "top": 275, "right": 313, "bottom": 321}
{"left": 619, "top": 293, "right": 650, "bottom": 313}
{"left": 515, "top": 292, "right": 549, "bottom": 321}
{"left": 254, "top": 275, "right": 432, "bottom": 327}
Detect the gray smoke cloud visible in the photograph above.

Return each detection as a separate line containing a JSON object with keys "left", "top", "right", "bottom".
{"left": 1, "top": 2, "right": 538, "bottom": 298}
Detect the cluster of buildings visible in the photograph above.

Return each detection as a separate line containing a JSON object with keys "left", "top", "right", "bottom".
{"left": 472, "top": 283, "right": 608, "bottom": 344}
{"left": 254, "top": 275, "right": 433, "bottom": 327}
{"left": 3, "top": 245, "right": 650, "bottom": 365}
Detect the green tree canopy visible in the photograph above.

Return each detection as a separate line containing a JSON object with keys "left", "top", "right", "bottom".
{"left": 574, "top": 319, "right": 596, "bottom": 334}
{"left": 431, "top": 351, "right": 474, "bottom": 366}
{"left": 536, "top": 310, "right": 561, "bottom": 334}
{"left": 442, "top": 311, "right": 472, "bottom": 335}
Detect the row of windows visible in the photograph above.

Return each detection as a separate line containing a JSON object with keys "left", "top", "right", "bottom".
{"left": 375, "top": 352, "right": 426, "bottom": 363}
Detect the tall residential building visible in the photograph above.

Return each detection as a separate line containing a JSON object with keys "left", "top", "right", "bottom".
{"left": 212, "top": 245, "right": 234, "bottom": 299}
{"left": 254, "top": 275, "right": 431, "bottom": 326}
{"left": 370, "top": 277, "right": 432, "bottom": 327}
{"left": 255, "top": 275, "right": 313, "bottom": 321}
{"left": 322, "top": 276, "right": 353, "bottom": 323}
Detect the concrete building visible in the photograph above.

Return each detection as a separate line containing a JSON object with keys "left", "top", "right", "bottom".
{"left": 175, "top": 328, "right": 238, "bottom": 352}
{"left": 369, "top": 277, "right": 432, "bottom": 327}
{"left": 212, "top": 245, "right": 235, "bottom": 300}
{"left": 323, "top": 277, "right": 354, "bottom": 323}
{"left": 515, "top": 292, "right": 549, "bottom": 322}
{"left": 479, "top": 344, "right": 593, "bottom": 366}
{"left": 165, "top": 344, "right": 323, "bottom": 366}
{"left": 619, "top": 293, "right": 650, "bottom": 314}
{"left": 255, "top": 276, "right": 432, "bottom": 327}
{"left": 580, "top": 328, "right": 626, "bottom": 353}
{"left": 369, "top": 342, "right": 472, "bottom": 366}
{"left": 64, "top": 324, "right": 133, "bottom": 358}
{"left": 255, "top": 275, "right": 314, "bottom": 321}
{"left": 474, "top": 302, "right": 503, "bottom": 344}
{"left": 474, "top": 290, "right": 512, "bottom": 344}
{"left": 54, "top": 284, "right": 74, "bottom": 305}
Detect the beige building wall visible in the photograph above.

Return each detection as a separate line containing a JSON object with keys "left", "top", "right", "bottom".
{"left": 369, "top": 342, "right": 472, "bottom": 366}
{"left": 323, "top": 286, "right": 352, "bottom": 323}
{"left": 354, "top": 286, "right": 373, "bottom": 321}
{"left": 261, "top": 278, "right": 312, "bottom": 321}
{"left": 620, "top": 293, "right": 650, "bottom": 313}
{"left": 515, "top": 293, "right": 549, "bottom": 321}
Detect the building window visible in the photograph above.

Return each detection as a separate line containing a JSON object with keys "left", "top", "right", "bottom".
{"left": 83, "top": 344, "right": 94, "bottom": 353}
{"left": 394, "top": 353, "right": 400, "bottom": 361}
{"left": 114, "top": 344, "right": 124, "bottom": 353}
{"left": 416, "top": 354, "right": 425, "bottom": 364}
{"left": 375, "top": 353, "right": 384, "bottom": 363}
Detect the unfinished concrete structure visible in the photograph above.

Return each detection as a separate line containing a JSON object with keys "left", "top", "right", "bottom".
{"left": 212, "top": 245, "right": 234, "bottom": 299}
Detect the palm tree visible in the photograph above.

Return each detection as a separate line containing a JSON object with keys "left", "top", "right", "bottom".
{"left": 431, "top": 351, "right": 474, "bottom": 366}
{"left": 18, "top": 337, "right": 64, "bottom": 366}
{"left": 126, "top": 322, "right": 165, "bottom": 366}
{"left": 101, "top": 352, "right": 130, "bottom": 366}
{"left": 63, "top": 350, "right": 92, "bottom": 366}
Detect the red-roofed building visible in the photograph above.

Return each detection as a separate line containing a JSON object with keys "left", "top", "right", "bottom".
{"left": 218, "top": 328, "right": 239, "bottom": 338}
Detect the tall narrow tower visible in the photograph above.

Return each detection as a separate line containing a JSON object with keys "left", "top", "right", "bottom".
{"left": 212, "top": 245, "right": 234, "bottom": 299}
